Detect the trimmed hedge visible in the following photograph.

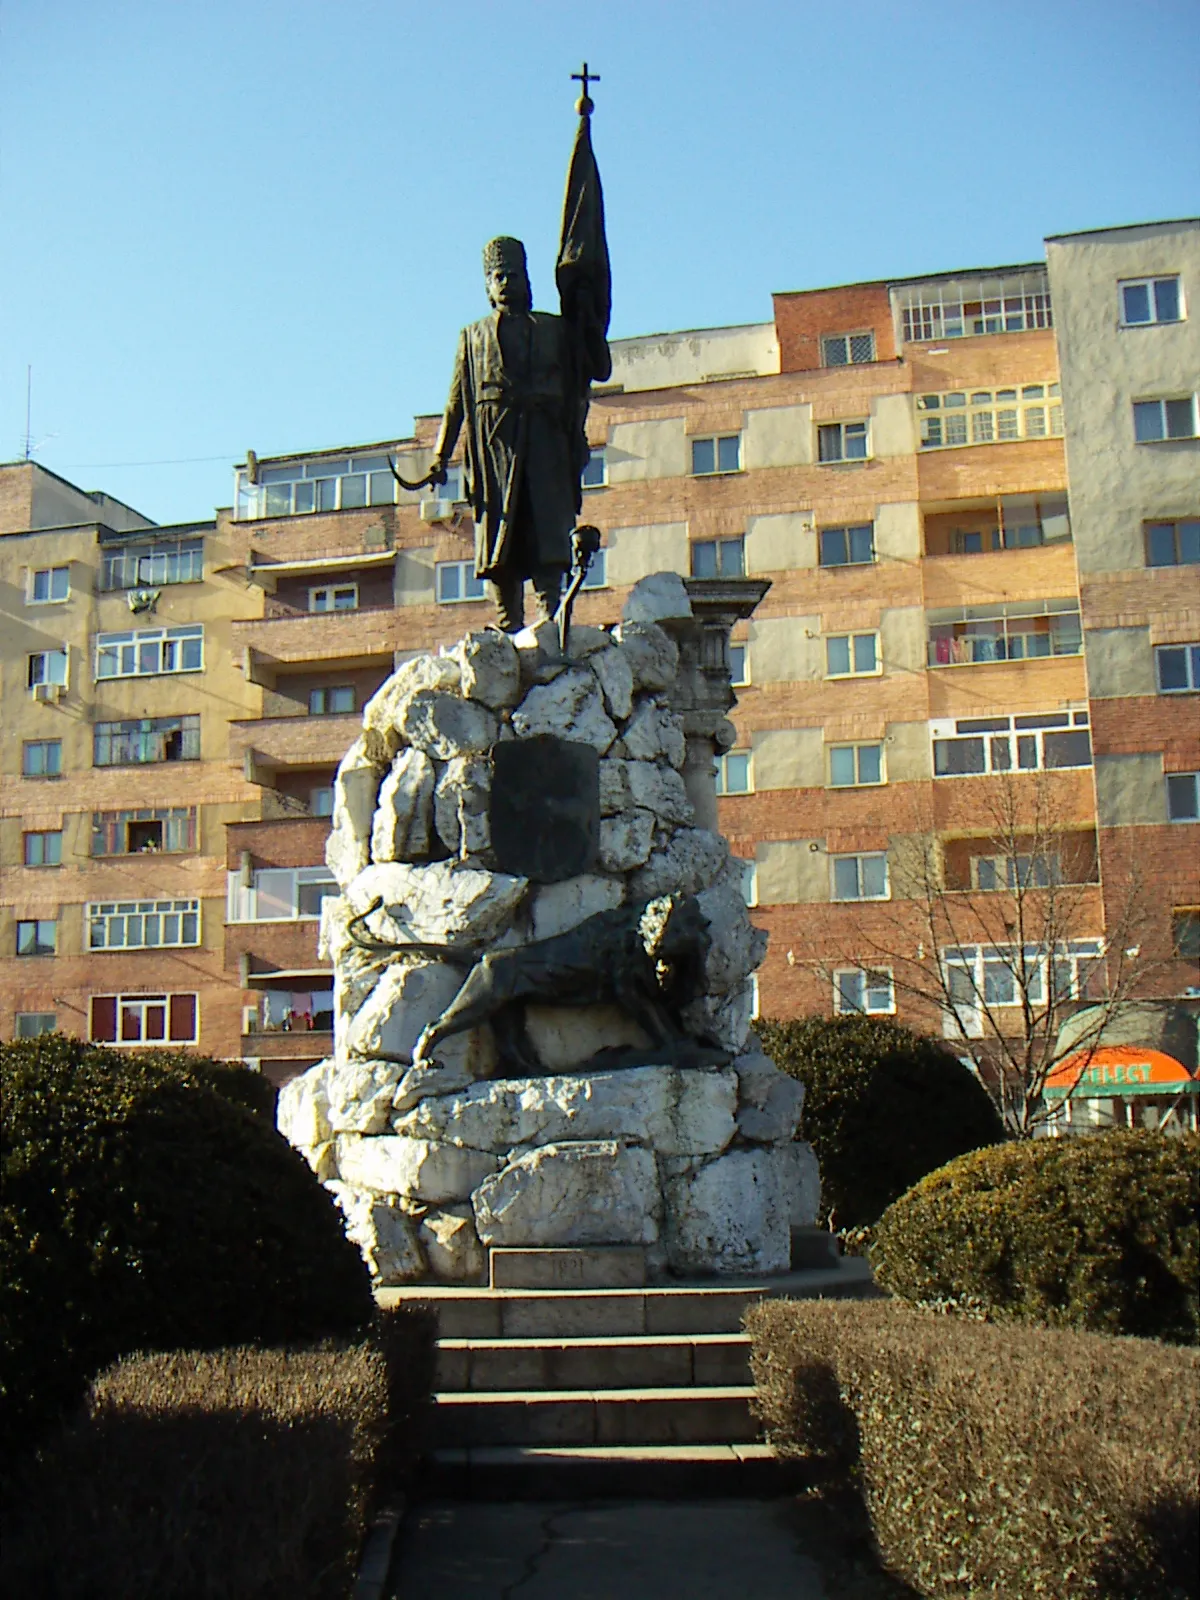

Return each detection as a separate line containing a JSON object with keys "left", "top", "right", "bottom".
{"left": 872, "top": 1130, "right": 1199, "bottom": 1343}
{"left": 757, "top": 1015, "right": 1004, "bottom": 1228}
{"left": 1, "top": 1034, "right": 373, "bottom": 1464}
{"left": 748, "top": 1298, "right": 1200, "bottom": 1600}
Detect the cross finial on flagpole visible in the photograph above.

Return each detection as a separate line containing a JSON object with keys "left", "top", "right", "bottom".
{"left": 572, "top": 61, "right": 599, "bottom": 116}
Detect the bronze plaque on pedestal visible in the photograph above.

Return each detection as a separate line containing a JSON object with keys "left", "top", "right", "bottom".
{"left": 490, "top": 736, "right": 600, "bottom": 883}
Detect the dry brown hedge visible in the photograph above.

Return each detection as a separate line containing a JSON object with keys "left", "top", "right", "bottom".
{"left": 747, "top": 1298, "right": 1199, "bottom": 1600}
{"left": 0, "top": 1307, "right": 435, "bottom": 1600}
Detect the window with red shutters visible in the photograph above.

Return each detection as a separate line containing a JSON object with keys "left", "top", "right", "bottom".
{"left": 90, "top": 995, "right": 118, "bottom": 1042}
{"left": 169, "top": 994, "right": 197, "bottom": 1042}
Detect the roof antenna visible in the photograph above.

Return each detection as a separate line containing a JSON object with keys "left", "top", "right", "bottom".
{"left": 23, "top": 365, "right": 33, "bottom": 459}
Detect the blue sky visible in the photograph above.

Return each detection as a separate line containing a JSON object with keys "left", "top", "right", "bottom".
{"left": 2, "top": 0, "right": 1196, "bottom": 526}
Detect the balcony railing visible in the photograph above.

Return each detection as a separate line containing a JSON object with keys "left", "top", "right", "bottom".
{"left": 928, "top": 603, "right": 1082, "bottom": 667}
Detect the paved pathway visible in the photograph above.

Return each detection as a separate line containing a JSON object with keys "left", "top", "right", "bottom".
{"left": 389, "top": 1498, "right": 829, "bottom": 1599}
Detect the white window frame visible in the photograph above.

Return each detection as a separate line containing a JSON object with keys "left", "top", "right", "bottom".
{"left": 822, "top": 331, "right": 876, "bottom": 367}
{"left": 1166, "top": 772, "right": 1199, "bottom": 822}
{"left": 825, "top": 631, "right": 881, "bottom": 679}
{"left": 436, "top": 559, "right": 486, "bottom": 604}
{"left": 927, "top": 606, "right": 1082, "bottom": 666}
{"left": 931, "top": 711, "right": 1092, "bottom": 777}
{"left": 817, "top": 420, "right": 869, "bottom": 463}
{"left": 729, "top": 643, "right": 749, "bottom": 686}
{"left": 226, "top": 866, "right": 339, "bottom": 924}
{"left": 87, "top": 898, "right": 201, "bottom": 951}
{"left": 582, "top": 446, "right": 607, "bottom": 488}
{"left": 101, "top": 536, "right": 203, "bottom": 591}
{"left": 917, "top": 385, "right": 1063, "bottom": 449}
{"left": 690, "top": 434, "right": 742, "bottom": 476}
{"left": 941, "top": 941, "right": 1104, "bottom": 1035}
{"left": 828, "top": 742, "right": 885, "bottom": 788}
{"left": 715, "top": 750, "right": 752, "bottom": 795}
{"left": 833, "top": 967, "right": 895, "bottom": 1015}
{"left": 1119, "top": 275, "right": 1183, "bottom": 327}
{"left": 309, "top": 583, "right": 358, "bottom": 613}
{"left": 831, "top": 852, "right": 890, "bottom": 902}
{"left": 28, "top": 648, "right": 68, "bottom": 689}
{"left": 897, "top": 273, "right": 1052, "bottom": 342}
{"left": 970, "top": 852, "right": 1063, "bottom": 891}
{"left": 581, "top": 548, "right": 608, "bottom": 590}
{"left": 1155, "top": 643, "right": 1200, "bottom": 694}
{"left": 1133, "top": 396, "right": 1198, "bottom": 443}
{"left": 236, "top": 453, "right": 399, "bottom": 520}
{"left": 738, "top": 858, "right": 758, "bottom": 908}
{"left": 29, "top": 566, "right": 70, "bottom": 604}
{"left": 91, "top": 992, "right": 199, "bottom": 1046}
{"left": 94, "top": 625, "right": 204, "bottom": 680}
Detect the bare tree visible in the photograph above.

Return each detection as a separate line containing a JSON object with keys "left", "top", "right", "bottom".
{"left": 797, "top": 773, "right": 1165, "bottom": 1138}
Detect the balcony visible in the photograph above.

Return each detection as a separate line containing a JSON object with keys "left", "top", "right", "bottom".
{"left": 229, "top": 711, "right": 360, "bottom": 775}
{"left": 927, "top": 602, "right": 1081, "bottom": 667}
{"left": 233, "top": 606, "right": 398, "bottom": 678}
{"left": 923, "top": 495, "right": 1069, "bottom": 559}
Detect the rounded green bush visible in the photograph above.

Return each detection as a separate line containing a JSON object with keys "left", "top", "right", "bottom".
{"left": 1, "top": 1034, "right": 374, "bottom": 1462}
{"left": 872, "top": 1130, "right": 1200, "bottom": 1343}
{"left": 758, "top": 1015, "right": 1005, "bottom": 1230}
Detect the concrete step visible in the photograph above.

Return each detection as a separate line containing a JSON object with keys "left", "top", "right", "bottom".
{"left": 379, "top": 1257, "right": 876, "bottom": 1339}
{"left": 427, "top": 1443, "right": 814, "bottom": 1499}
{"left": 490, "top": 1246, "right": 646, "bottom": 1289}
{"left": 435, "top": 1332, "right": 752, "bottom": 1392}
{"left": 433, "top": 1385, "right": 759, "bottom": 1448}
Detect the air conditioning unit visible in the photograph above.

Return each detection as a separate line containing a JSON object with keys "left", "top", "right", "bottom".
{"left": 32, "top": 682, "right": 63, "bottom": 703}
{"left": 419, "top": 498, "right": 457, "bottom": 524}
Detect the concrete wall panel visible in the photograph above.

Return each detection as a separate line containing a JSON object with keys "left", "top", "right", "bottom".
{"left": 756, "top": 838, "right": 828, "bottom": 904}
{"left": 607, "top": 418, "right": 689, "bottom": 483}
{"left": 871, "top": 394, "right": 917, "bottom": 458}
{"left": 874, "top": 502, "right": 921, "bottom": 562}
{"left": 747, "top": 615, "right": 822, "bottom": 684}
{"left": 607, "top": 522, "right": 690, "bottom": 586}
{"left": 1085, "top": 626, "right": 1157, "bottom": 699}
{"left": 745, "top": 512, "right": 815, "bottom": 574}
{"left": 743, "top": 404, "right": 814, "bottom": 470}
{"left": 751, "top": 728, "right": 824, "bottom": 790}
{"left": 1094, "top": 752, "right": 1167, "bottom": 827}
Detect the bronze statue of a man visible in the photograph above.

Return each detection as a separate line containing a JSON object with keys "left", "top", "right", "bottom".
{"left": 428, "top": 108, "right": 612, "bottom": 633}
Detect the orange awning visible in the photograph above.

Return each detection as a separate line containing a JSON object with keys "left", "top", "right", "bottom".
{"left": 1045, "top": 1045, "right": 1198, "bottom": 1099}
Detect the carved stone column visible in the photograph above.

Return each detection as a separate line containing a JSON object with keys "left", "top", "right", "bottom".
{"left": 660, "top": 578, "right": 771, "bottom": 832}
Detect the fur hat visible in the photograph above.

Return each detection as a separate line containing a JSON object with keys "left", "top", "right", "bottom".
{"left": 482, "top": 236, "right": 527, "bottom": 274}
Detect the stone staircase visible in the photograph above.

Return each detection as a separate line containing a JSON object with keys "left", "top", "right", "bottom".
{"left": 379, "top": 1243, "right": 877, "bottom": 1498}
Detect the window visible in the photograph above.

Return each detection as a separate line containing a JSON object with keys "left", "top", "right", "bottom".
{"left": 310, "top": 786, "right": 335, "bottom": 817}
{"left": 896, "top": 272, "right": 1052, "bottom": 342}
{"left": 918, "top": 385, "right": 1063, "bottom": 449}
{"left": 970, "top": 853, "right": 1062, "bottom": 890}
{"left": 1156, "top": 643, "right": 1200, "bottom": 692}
{"left": 23, "top": 830, "right": 62, "bottom": 866}
{"left": 88, "top": 899, "right": 201, "bottom": 951}
{"left": 826, "top": 632, "right": 879, "bottom": 677}
{"left": 309, "top": 686, "right": 356, "bottom": 715}
{"left": 1174, "top": 910, "right": 1200, "bottom": 962}
{"left": 1145, "top": 519, "right": 1200, "bottom": 567}
{"left": 91, "top": 808, "right": 197, "bottom": 856}
{"left": 254, "top": 987, "right": 335, "bottom": 1033}
{"left": 832, "top": 853, "right": 889, "bottom": 901}
{"left": 738, "top": 859, "right": 758, "bottom": 908}
{"left": 1120, "top": 276, "right": 1182, "bottom": 326}
{"left": 22, "top": 740, "right": 62, "bottom": 777}
{"left": 942, "top": 941, "right": 1103, "bottom": 1018}
{"left": 1133, "top": 397, "right": 1198, "bottom": 442}
{"left": 829, "top": 743, "right": 884, "bottom": 787}
{"left": 691, "top": 435, "right": 741, "bottom": 475}
{"left": 436, "top": 466, "right": 465, "bottom": 503}
{"left": 436, "top": 560, "right": 486, "bottom": 603}
{"left": 95, "top": 625, "right": 203, "bottom": 679}
{"left": 818, "top": 420, "right": 868, "bottom": 462}
{"left": 235, "top": 453, "right": 398, "bottom": 520}
{"left": 309, "top": 583, "right": 358, "bottom": 613}
{"left": 94, "top": 715, "right": 200, "bottom": 766}
{"left": 690, "top": 537, "right": 745, "bottom": 578}
{"left": 1166, "top": 772, "right": 1199, "bottom": 822}
{"left": 928, "top": 604, "right": 1082, "bottom": 665}
{"left": 932, "top": 711, "right": 1091, "bottom": 776}
{"left": 101, "top": 536, "right": 203, "bottom": 590}
{"left": 834, "top": 968, "right": 894, "bottom": 1015}
{"left": 822, "top": 331, "right": 876, "bottom": 366}
{"left": 581, "top": 548, "right": 608, "bottom": 590}
{"left": 729, "top": 644, "right": 748, "bottom": 686}
{"left": 15, "top": 1012, "right": 56, "bottom": 1037}
{"left": 582, "top": 446, "right": 607, "bottom": 487}
{"left": 17, "top": 919, "right": 57, "bottom": 956}
{"left": 819, "top": 523, "right": 875, "bottom": 566}
{"left": 715, "top": 751, "right": 752, "bottom": 795}
{"left": 29, "top": 566, "right": 70, "bottom": 603}
{"left": 90, "top": 993, "right": 198, "bottom": 1045}
{"left": 924, "top": 494, "right": 1071, "bottom": 555}
{"left": 28, "top": 649, "right": 68, "bottom": 689}
{"left": 226, "top": 867, "right": 338, "bottom": 923}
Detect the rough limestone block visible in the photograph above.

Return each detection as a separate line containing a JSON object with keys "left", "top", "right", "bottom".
{"left": 394, "top": 1064, "right": 737, "bottom": 1157}
{"left": 734, "top": 1052, "right": 805, "bottom": 1144}
{"left": 779, "top": 1141, "right": 822, "bottom": 1228}
{"left": 472, "top": 1140, "right": 661, "bottom": 1248}
{"left": 632, "top": 828, "right": 730, "bottom": 899}
{"left": 371, "top": 747, "right": 435, "bottom": 862}
{"left": 563, "top": 625, "right": 613, "bottom": 659}
{"left": 523, "top": 1005, "right": 652, "bottom": 1071}
{"left": 511, "top": 669, "right": 617, "bottom": 754}
{"left": 598, "top": 758, "right": 634, "bottom": 817}
{"left": 697, "top": 876, "right": 769, "bottom": 995}
{"left": 419, "top": 1205, "right": 486, "bottom": 1282}
{"left": 318, "top": 895, "right": 352, "bottom": 963}
{"left": 663, "top": 1147, "right": 790, "bottom": 1275}
{"left": 434, "top": 755, "right": 492, "bottom": 856}
{"left": 325, "top": 1180, "right": 426, "bottom": 1284}
{"left": 531, "top": 873, "right": 625, "bottom": 940}
{"left": 598, "top": 809, "right": 656, "bottom": 872}
{"left": 345, "top": 961, "right": 464, "bottom": 1063}
{"left": 622, "top": 571, "right": 693, "bottom": 625}
{"left": 276, "top": 1058, "right": 333, "bottom": 1149}
{"left": 326, "top": 736, "right": 385, "bottom": 889}
{"left": 392, "top": 1057, "right": 483, "bottom": 1116}
{"left": 399, "top": 689, "right": 497, "bottom": 760}
{"left": 589, "top": 645, "right": 634, "bottom": 722}
{"left": 625, "top": 762, "right": 693, "bottom": 826}
{"left": 453, "top": 628, "right": 522, "bottom": 709}
{"left": 408, "top": 1020, "right": 498, "bottom": 1081}
{"left": 325, "top": 1056, "right": 406, "bottom": 1134}
{"left": 302, "top": 1141, "right": 338, "bottom": 1183}
{"left": 620, "top": 701, "right": 687, "bottom": 769}
{"left": 612, "top": 620, "right": 679, "bottom": 693}
{"left": 363, "top": 652, "right": 461, "bottom": 738}
{"left": 681, "top": 980, "right": 756, "bottom": 1057}
{"left": 336, "top": 1134, "right": 498, "bottom": 1204}
{"left": 346, "top": 860, "right": 527, "bottom": 944}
